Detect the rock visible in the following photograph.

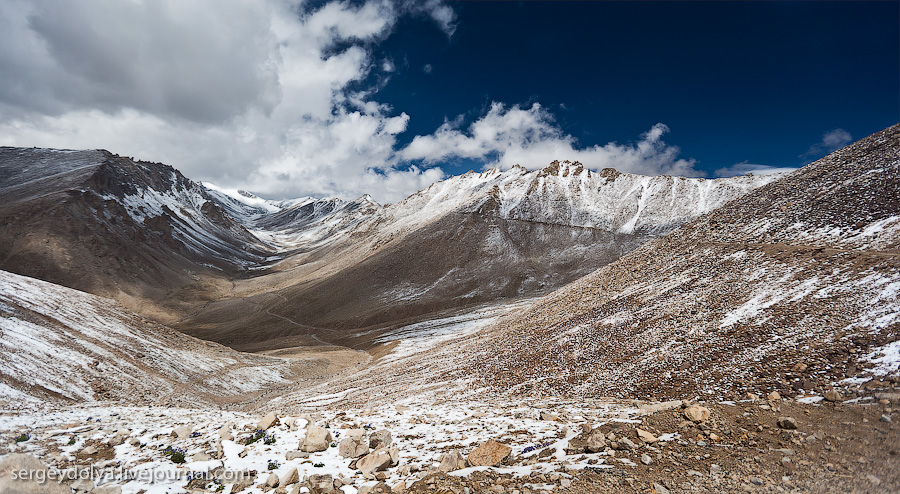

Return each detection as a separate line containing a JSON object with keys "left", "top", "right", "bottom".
{"left": 357, "top": 450, "right": 392, "bottom": 475}
{"left": 266, "top": 473, "right": 280, "bottom": 487}
{"left": 560, "top": 478, "right": 572, "bottom": 488}
{"left": 708, "top": 433, "right": 720, "bottom": 442}
{"left": 781, "top": 457, "right": 795, "bottom": 474}
{"left": 301, "top": 426, "right": 332, "bottom": 453}
{"left": 684, "top": 405, "right": 710, "bottom": 423}
{"left": 231, "top": 473, "right": 253, "bottom": 493}
{"left": 651, "top": 482, "right": 670, "bottom": 494}
{"left": 388, "top": 446, "right": 400, "bottom": 467}
{"left": 567, "top": 428, "right": 606, "bottom": 454}
{"left": 746, "top": 393, "right": 760, "bottom": 401}
{"left": 172, "top": 426, "right": 192, "bottom": 439}
{"left": 307, "top": 474, "right": 335, "bottom": 494}
{"left": 640, "top": 454, "right": 652, "bottom": 465}
{"left": 438, "top": 450, "right": 467, "bottom": 472}
{"left": 639, "top": 400, "right": 682, "bottom": 414}
{"left": 749, "top": 476, "right": 764, "bottom": 486}
{"left": 636, "top": 429, "right": 658, "bottom": 444}
{"left": 72, "top": 478, "right": 95, "bottom": 493}
{"left": 824, "top": 390, "right": 843, "bottom": 402}
{"left": 107, "top": 434, "right": 126, "bottom": 447}
{"left": 285, "top": 451, "right": 309, "bottom": 460}
{"left": 280, "top": 468, "right": 299, "bottom": 487}
{"left": 768, "top": 391, "right": 781, "bottom": 401}
{"left": 358, "top": 482, "right": 392, "bottom": 494}
{"left": 617, "top": 438, "right": 638, "bottom": 450}
{"left": 369, "top": 430, "right": 392, "bottom": 449}
{"left": 191, "top": 453, "right": 212, "bottom": 462}
{"left": 339, "top": 436, "right": 369, "bottom": 458}
{"left": 867, "top": 474, "right": 882, "bottom": 486}
{"left": 880, "top": 414, "right": 892, "bottom": 423}
{"left": 218, "top": 424, "right": 234, "bottom": 441}
{"left": 128, "top": 438, "right": 141, "bottom": 447}
{"left": 540, "top": 411, "right": 559, "bottom": 421}
{"left": 792, "top": 363, "right": 808, "bottom": 372}
{"left": 94, "top": 486, "right": 122, "bottom": 494}
{"left": 258, "top": 413, "right": 280, "bottom": 430}
{"left": 80, "top": 445, "right": 98, "bottom": 456}
{"left": 777, "top": 417, "right": 798, "bottom": 430}
{"left": 467, "top": 439, "right": 512, "bottom": 467}
{"left": 0, "top": 454, "right": 71, "bottom": 494}
{"left": 709, "top": 464, "right": 723, "bottom": 476}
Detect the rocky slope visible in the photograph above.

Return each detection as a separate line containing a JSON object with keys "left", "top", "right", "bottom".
{"left": 0, "top": 269, "right": 302, "bottom": 407}
{"left": 447, "top": 124, "right": 900, "bottom": 401}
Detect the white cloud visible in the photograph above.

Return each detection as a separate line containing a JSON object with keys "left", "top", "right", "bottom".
{"left": 422, "top": 64, "right": 433, "bottom": 74}
{"left": 400, "top": 102, "right": 700, "bottom": 177}
{"left": 713, "top": 162, "right": 797, "bottom": 178}
{"left": 803, "top": 128, "right": 853, "bottom": 158}
{"left": 0, "top": 0, "right": 450, "bottom": 203}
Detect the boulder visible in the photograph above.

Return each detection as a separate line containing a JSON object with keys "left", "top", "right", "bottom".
{"left": 357, "top": 450, "right": 392, "bottom": 475}
{"left": 339, "top": 436, "right": 369, "bottom": 458}
{"left": 285, "top": 451, "right": 309, "bottom": 460}
{"left": 369, "top": 430, "right": 392, "bottom": 449}
{"left": 301, "top": 426, "right": 332, "bottom": 453}
{"left": 258, "top": 413, "right": 280, "bottom": 430}
{"left": 683, "top": 405, "right": 710, "bottom": 423}
{"left": 438, "top": 450, "right": 466, "bottom": 472}
{"left": 467, "top": 440, "right": 511, "bottom": 467}
{"left": 0, "top": 454, "right": 70, "bottom": 494}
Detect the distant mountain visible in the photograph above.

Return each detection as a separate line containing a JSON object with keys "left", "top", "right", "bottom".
{"left": 456, "top": 124, "right": 900, "bottom": 400}
{"left": 178, "top": 162, "right": 780, "bottom": 351}
{"left": 0, "top": 147, "right": 273, "bottom": 320}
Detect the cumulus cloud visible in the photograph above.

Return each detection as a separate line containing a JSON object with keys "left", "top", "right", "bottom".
{"left": 803, "top": 128, "right": 853, "bottom": 158}
{"left": 0, "top": 0, "right": 453, "bottom": 203}
{"left": 713, "top": 162, "right": 798, "bottom": 178}
{"left": 400, "top": 103, "right": 700, "bottom": 177}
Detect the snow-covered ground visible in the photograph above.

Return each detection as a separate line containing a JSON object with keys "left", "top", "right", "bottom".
{"left": 0, "top": 397, "right": 651, "bottom": 494}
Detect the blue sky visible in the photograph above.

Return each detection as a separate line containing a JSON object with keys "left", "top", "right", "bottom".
{"left": 0, "top": 0, "right": 896, "bottom": 201}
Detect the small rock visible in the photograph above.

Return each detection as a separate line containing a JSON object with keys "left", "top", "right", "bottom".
{"left": 617, "top": 437, "right": 638, "bottom": 451}
{"left": 339, "top": 436, "right": 369, "bottom": 458}
{"left": 357, "top": 450, "right": 392, "bottom": 475}
{"left": 172, "top": 426, "right": 192, "bottom": 439}
{"left": 307, "top": 474, "right": 335, "bottom": 494}
{"left": 710, "top": 464, "right": 723, "bottom": 476}
{"left": 258, "top": 413, "right": 280, "bottom": 430}
{"left": 880, "top": 414, "right": 892, "bottom": 423}
{"left": 438, "top": 450, "right": 466, "bottom": 472}
{"left": 285, "top": 451, "right": 309, "bottom": 460}
{"left": 191, "top": 453, "right": 211, "bottom": 462}
{"left": 684, "top": 405, "right": 710, "bottom": 423}
{"left": 467, "top": 439, "right": 512, "bottom": 467}
{"left": 280, "top": 467, "right": 299, "bottom": 486}
{"left": 749, "top": 476, "right": 764, "bottom": 486}
{"left": 369, "top": 430, "right": 392, "bottom": 449}
{"left": 636, "top": 429, "right": 658, "bottom": 444}
{"left": 867, "top": 474, "right": 881, "bottom": 486}
{"left": 768, "top": 391, "right": 781, "bottom": 401}
{"left": 652, "top": 483, "right": 670, "bottom": 494}
{"left": 266, "top": 472, "right": 280, "bottom": 487}
{"left": 824, "top": 390, "right": 843, "bottom": 402}
{"left": 81, "top": 445, "right": 98, "bottom": 456}
{"left": 777, "top": 417, "right": 798, "bottom": 430}
{"left": 300, "top": 425, "right": 332, "bottom": 453}
{"left": 540, "top": 411, "right": 559, "bottom": 421}
{"left": 640, "top": 454, "right": 652, "bottom": 465}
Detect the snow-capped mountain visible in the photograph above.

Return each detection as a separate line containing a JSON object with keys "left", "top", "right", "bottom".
{"left": 0, "top": 145, "right": 780, "bottom": 350}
